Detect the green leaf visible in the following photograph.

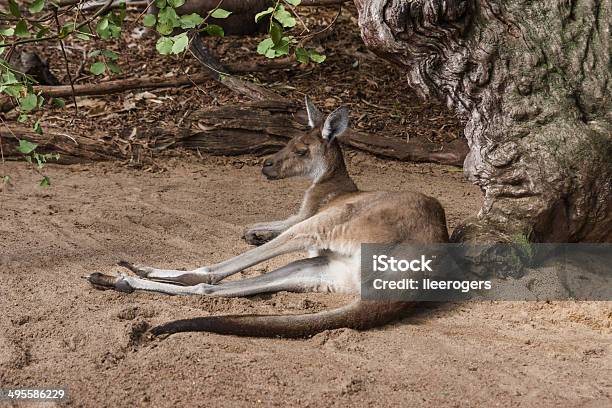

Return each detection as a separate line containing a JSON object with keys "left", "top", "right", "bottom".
{"left": 108, "top": 24, "right": 121, "bottom": 39}
{"left": 36, "top": 26, "right": 50, "bottom": 38}
{"left": 90, "top": 61, "right": 106, "bottom": 75}
{"left": 75, "top": 32, "right": 92, "bottom": 41}
{"left": 2, "top": 85, "right": 24, "bottom": 97}
{"left": 154, "top": 0, "right": 167, "bottom": 8}
{"left": 143, "top": 14, "right": 157, "bottom": 27}
{"left": 52, "top": 97, "right": 65, "bottom": 108}
{"left": 270, "top": 21, "right": 282, "bottom": 45}
{"left": 171, "top": 32, "right": 189, "bottom": 54}
{"left": 0, "top": 27, "right": 15, "bottom": 36}
{"left": 308, "top": 50, "right": 326, "bottom": 63}
{"left": 273, "top": 5, "right": 296, "bottom": 28}
{"left": 255, "top": 7, "right": 274, "bottom": 22}
{"left": 96, "top": 18, "right": 109, "bottom": 31}
{"left": 284, "top": 0, "right": 301, "bottom": 5}
{"left": 39, "top": 176, "right": 50, "bottom": 187}
{"left": 272, "top": 37, "right": 290, "bottom": 57}
{"left": 88, "top": 50, "right": 101, "bottom": 58}
{"left": 8, "top": 0, "right": 21, "bottom": 18}
{"left": 256, "top": 38, "right": 274, "bottom": 56}
{"left": 29, "top": 0, "right": 45, "bottom": 14}
{"left": 156, "top": 37, "right": 174, "bottom": 55}
{"left": 295, "top": 47, "right": 309, "bottom": 64}
{"left": 19, "top": 94, "right": 38, "bottom": 112}
{"left": 15, "top": 20, "right": 30, "bottom": 38}
{"left": 1, "top": 71, "right": 18, "bottom": 85}
{"left": 167, "top": 0, "right": 185, "bottom": 7}
{"left": 179, "top": 13, "right": 204, "bottom": 29}
{"left": 265, "top": 48, "right": 276, "bottom": 58}
{"left": 101, "top": 50, "right": 119, "bottom": 60}
{"left": 106, "top": 62, "right": 122, "bottom": 74}
{"left": 60, "top": 22, "right": 76, "bottom": 37}
{"left": 203, "top": 24, "right": 224, "bottom": 37}
{"left": 33, "top": 153, "right": 44, "bottom": 168}
{"left": 210, "top": 8, "right": 232, "bottom": 19}
{"left": 33, "top": 120, "right": 43, "bottom": 134}
{"left": 96, "top": 17, "right": 111, "bottom": 38}
{"left": 156, "top": 6, "right": 180, "bottom": 35}
{"left": 18, "top": 139, "right": 38, "bottom": 154}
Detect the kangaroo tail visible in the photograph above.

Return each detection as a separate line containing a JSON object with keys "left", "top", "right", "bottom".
{"left": 150, "top": 301, "right": 412, "bottom": 338}
{"left": 189, "top": 31, "right": 229, "bottom": 78}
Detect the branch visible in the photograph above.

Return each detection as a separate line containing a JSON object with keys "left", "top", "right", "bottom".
{"left": 0, "top": 73, "right": 211, "bottom": 111}
{"left": 53, "top": 9, "right": 79, "bottom": 116}
{"left": 0, "top": 0, "right": 114, "bottom": 49}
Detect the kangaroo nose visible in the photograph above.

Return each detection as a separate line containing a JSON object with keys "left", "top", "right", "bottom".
{"left": 263, "top": 159, "right": 274, "bottom": 167}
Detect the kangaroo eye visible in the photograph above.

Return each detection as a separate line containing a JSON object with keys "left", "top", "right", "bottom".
{"left": 295, "top": 149, "right": 308, "bottom": 156}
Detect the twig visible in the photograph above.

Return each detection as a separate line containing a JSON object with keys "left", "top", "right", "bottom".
{"left": 297, "top": 4, "right": 342, "bottom": 47}
{"left": 0, "top": 73, "right": 215, "bottom": 109}
{"left": 53, "top": 9, "right": 79, "bottom": 118}
{"left": 134, "top": 0, "right": 156, "bottom": 22}
{"left": 75, "top": 48, "right": 88, "bottom": 80}
{"left": 0, "top": 130, "right": 4, "bottom": 166}
{"left": 283, "top": 0, "right": 310, "bottom": 33}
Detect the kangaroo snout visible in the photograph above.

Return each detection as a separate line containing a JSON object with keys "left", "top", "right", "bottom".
{"left": 262, "top": 158, "right": 279, "bottom": 180}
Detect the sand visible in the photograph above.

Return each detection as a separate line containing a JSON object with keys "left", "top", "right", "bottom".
{"left": 1, "top": 153, "right": 610, "bottom": 407}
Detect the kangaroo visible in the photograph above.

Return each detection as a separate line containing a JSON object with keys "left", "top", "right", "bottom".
{"left": 87, "top": 97, "right": 450, "bottom": 337}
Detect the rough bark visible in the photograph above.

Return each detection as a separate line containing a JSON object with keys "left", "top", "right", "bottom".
{"left": 355, "top": 0, "right": 611, "bottom": 243}
{"left": 1, "top": 126, "right": 120, "bottom": 163}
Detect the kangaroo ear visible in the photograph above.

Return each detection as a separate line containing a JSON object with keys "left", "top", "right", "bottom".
{"left": 305, "top": 95, "right": 322, "bottom": 128}
{"left": 322, "top": 106, "right": 349, "bottom": 142}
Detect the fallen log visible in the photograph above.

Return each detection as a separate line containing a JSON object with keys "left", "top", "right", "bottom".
{"left": 181, "top": 100, "right": 468, "bottom": 166}
{"left": 1, "top": 125, "right": 120, "bottom": 163}
{"left": 2, "top": 99, "right": 467, "bottom": 166}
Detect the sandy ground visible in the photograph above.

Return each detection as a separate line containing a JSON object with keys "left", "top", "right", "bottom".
{"left": 0, "top": 154, "right": 611, "bottom": 407}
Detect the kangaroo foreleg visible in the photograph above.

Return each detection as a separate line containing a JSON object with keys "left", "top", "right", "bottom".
{"left": 118, "top": 230, "right": 312, "bottom": 285}
{"left": 88, "top": 256, "right": 348, "bottom": 296}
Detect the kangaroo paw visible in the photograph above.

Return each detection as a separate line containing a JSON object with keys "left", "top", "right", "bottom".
{"left": 86, "top": 272, "right": 134, "bottom": 293}
{"left": 117, "top": 260, "right": 154, "bottom": 278}
{"left": 242, "top": 229, "right": 279, "bottom": 246}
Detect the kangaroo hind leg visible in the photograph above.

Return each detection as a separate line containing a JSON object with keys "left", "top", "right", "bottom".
{"left": 87, "top": 255, "right": 354, "bottom": 297}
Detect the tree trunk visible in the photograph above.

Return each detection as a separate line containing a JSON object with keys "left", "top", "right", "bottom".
{"left": 355, "top": 0, "right": 611, "bottom": 243}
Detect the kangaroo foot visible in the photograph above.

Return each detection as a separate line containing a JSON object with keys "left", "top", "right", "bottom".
{"left": 86, "top": 272, "right": 134, "bottom": 293}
